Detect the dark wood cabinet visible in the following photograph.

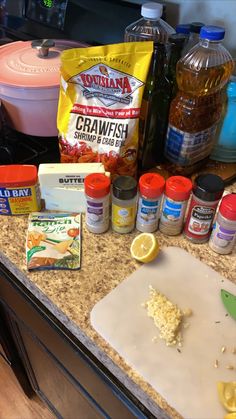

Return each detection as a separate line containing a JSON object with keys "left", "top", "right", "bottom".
{"left": 0, "top": 263, "right": 154, "bottom": 419}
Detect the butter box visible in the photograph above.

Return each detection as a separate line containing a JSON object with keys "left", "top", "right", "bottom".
{"left": 38, "top": 163, "right": 106, "bottom": 190}
{"left": 42, "top": 186, "right": 86, "bottom": 213}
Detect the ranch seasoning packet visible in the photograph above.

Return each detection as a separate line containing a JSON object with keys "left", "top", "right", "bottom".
{"left": 26, "top": 212, "right": 81, "bottom": 270}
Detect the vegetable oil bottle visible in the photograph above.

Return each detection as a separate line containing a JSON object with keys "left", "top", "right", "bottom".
{"left": 164, "top": 26, "right": 234, "bottom": 175}
{"left": 124, "top": 2, "right": 174, "bottom": 43}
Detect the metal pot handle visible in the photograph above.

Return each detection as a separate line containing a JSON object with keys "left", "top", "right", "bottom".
{"left": 31, "top": 39, "right": 55, "bottom": 57}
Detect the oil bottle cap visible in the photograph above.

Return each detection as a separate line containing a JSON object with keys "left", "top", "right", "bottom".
{"left": 139, "top": 173, "right": 165, "bottom": 199}
{"left": 113, "top": 176, "right": 137, "bottom": 200}
{"left": 84, "top": 173, "right": 110, "bottom": 198}
{"left": 190, "top": 22, "right": 205, "bottom": 34}
{"left": 193, "top": 174, "right": 224, "bottom": 202}
{"left": 165, "top": 176, "right": 192, "bottom": 201}
{"left": 141, "top": 2, "right": 163, "bottom": 19}
{"left": 168, "top": 33, "right": 187, "bottom": 47}
{"left": 176, "top": 23, "right": 191, "bottom": 35}
{"left": 219, "top": 194, "right": 236, "bottom": 221}
{"left": 200, "top": 25, "right": 225, "bottom": 41}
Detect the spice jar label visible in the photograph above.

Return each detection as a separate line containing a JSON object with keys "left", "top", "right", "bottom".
{"left": 209, "top": 221, "right": 236, "bottom": 253}
{"left": 160, "top": 197, "right": 186, "bottom": 222}
{"left": 112, "top": 204, "right": 135, "bottom": 227}
{"left": 136, "top": 198, "right": 160, "bottom": 225}
{"left": 187, "top": 205, "right": 215, "bottom": 235}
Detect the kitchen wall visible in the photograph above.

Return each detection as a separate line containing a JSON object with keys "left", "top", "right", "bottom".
{"left": 124, "top": 0, "right": 236, "bottom": 57}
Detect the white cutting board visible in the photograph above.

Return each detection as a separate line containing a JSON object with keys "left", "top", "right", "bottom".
{"left": 91, "top": 246, "right": 236, "bottom": 419}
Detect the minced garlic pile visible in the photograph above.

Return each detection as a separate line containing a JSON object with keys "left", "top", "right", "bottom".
{"left": 145, "top": 286, "right": 189, "bottom": 346}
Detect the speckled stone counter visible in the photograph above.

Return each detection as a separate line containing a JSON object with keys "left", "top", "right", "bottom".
{"left": 0, "top": 184, "right": 236, "bottom": 418}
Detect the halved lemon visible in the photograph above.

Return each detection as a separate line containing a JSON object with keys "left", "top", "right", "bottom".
{"left": 225, "top": 414, "right": 236, "bottom": 419}
{"left": 130, "top": 233, "right": 159, "bottom": 263}
{"left": 217, "top": 382, "right": 236, "bottom": 412}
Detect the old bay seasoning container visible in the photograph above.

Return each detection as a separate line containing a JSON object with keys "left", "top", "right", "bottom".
{"left": 112, "top": 176, "right": 137, "bottom": 234}
{"left": 0, "top": 165, "right": 41, "bottom": 215}
{"left": 84, "top": 173, "right": 111, "bottom": 234}
{"left": 184, "top": 174, "right": 224, "bottom": 243}
{"left": 159, "top": 175, "right": 192, "bottom": 236}
{"left": 136, "top": 173, "right": 165, "bottom": 233}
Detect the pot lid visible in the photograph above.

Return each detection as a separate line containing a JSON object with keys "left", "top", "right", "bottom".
{"left": 0, "top": 39, "right": 86, "bottom": 89}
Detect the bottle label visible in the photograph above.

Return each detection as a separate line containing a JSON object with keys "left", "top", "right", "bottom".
{"left": 160, "top": 197, "right": 187, "bottom": 234}
{"left": 209, "top": 221, "right": 236, "bottom": 253}
{"left": 165, "top": 123, "right": 218, "bottom": 166}
{"left": 86, "top": 198, "right": 109, "bottom": 227}
{"left": 187, "top": 205, "right": 215, "bottom": 236}
{"left": 112, "top": 204, "right": 136, "bottom": 228}
{"left": 136, "top": 197, "right": 161, "bottom": 226}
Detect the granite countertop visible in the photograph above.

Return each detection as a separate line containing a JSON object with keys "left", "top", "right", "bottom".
{"left": 0, "top": 184, "right": 236, "bottom": 418}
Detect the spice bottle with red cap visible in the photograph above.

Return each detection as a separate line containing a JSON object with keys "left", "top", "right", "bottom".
{"left": 84, "top": 173, "right": 111, "bottom": 234}
{"left": 136, "top": 173, "right": 165, "bottom": 233}
{"left": 159, "top": 176, "right": 192, "bottom": 236}
{"left": 209, "top": 194, "right": 236, "bottom": 254}
{"left": 184, "top": 174, "right": 224, "bottom": 243}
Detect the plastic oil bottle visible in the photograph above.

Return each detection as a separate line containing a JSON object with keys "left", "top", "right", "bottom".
{"left": 164, "top": 25, "right": 234, "bottom": 175}
{"left": 124, "top": 2, "right": 174, "bottom": 43}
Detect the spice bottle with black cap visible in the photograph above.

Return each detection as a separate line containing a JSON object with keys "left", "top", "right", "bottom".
{"left": 184, "top": 174, "right": 225, "bottom": 243}
{"left": 112, "top": 176, "right": 138, "bottom": 234}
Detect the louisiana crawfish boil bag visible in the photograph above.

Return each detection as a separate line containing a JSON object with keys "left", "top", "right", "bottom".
{"left": 57, "top": 42, "right": 153, "bottom": 178}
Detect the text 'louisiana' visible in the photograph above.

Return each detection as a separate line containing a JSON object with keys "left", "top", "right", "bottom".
{"left": 80, "top": 74, "right": 132, "bottom": 94}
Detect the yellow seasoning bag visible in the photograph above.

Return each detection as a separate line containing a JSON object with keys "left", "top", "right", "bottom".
{"left": 57, "top": 42, "right": 153, "bottom": 178}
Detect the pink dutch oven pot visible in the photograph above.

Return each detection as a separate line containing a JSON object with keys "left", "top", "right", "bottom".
{"left": 0, "top": 39, "right": 86, "bottom": 137}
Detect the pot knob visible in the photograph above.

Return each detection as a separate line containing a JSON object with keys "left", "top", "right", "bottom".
{"left": 31, "top": 39, "right": 55, "bottom": 57}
